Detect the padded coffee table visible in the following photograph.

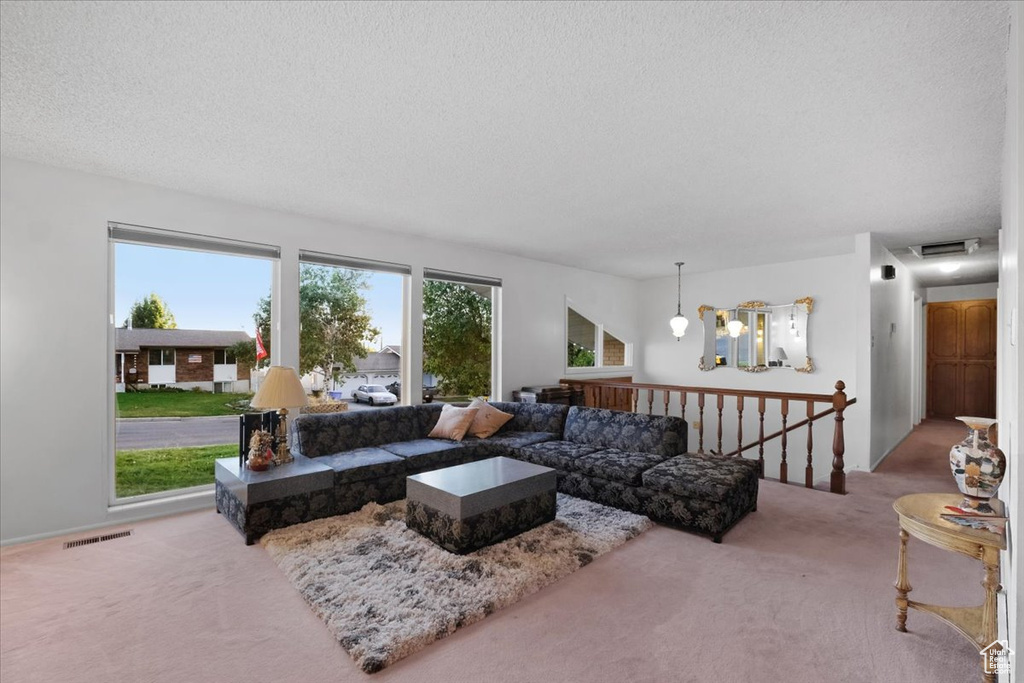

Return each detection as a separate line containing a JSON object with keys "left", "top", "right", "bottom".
{"left": 406, "top": 456, "right": 557, "bottom": 554}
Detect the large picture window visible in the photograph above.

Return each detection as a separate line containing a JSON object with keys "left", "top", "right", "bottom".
{"left": 423, "top": 268, "right": 501, "bottom": 401}
{"left": 110, "top": 223, "right": 277, "bottom": 503}
{"left": 565, "top": 302, "right": 632, "bottom": 370}
{"left": 297, "top": 251, "right": 409, "bottom": 404}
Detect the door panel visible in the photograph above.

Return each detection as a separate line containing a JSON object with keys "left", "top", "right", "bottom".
{"left": 928, "top": 304, "right": 960, "bottom": 359}
{"left": 928, "top": 362, "right": 960, "bottom": 419}
{"left": 962, "top": 363, "right": 995, "bottom": 417}
{"left": 926, "top": 299, "right": 996, "bottom": 419}
{"left": 962, "top": 301, "right": 996, "bottom": 359}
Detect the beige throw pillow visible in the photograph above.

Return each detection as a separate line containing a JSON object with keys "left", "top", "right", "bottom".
{"left": 467, "top": 398, "right": 513, "bottom": 439}
{"left": 428, "top": 404, "right": 480, "bottom": 442}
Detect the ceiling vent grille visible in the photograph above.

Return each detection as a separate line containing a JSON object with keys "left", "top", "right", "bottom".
{"left": 63, "top": 529, "right": 133, "bottom": 549}
{"left": 909, "top": 238, "right": 979, "bottom": 259}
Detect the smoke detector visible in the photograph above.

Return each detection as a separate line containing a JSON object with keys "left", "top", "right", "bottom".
{"left": 909, "top": 238, "right": 979, "bottom": 259}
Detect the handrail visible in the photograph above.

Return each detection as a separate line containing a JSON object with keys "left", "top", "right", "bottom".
{"left": 558, "top": 377, "right": 854, "bottom": 495}
{"left": 720, "top": 400, "right": 857, "bottom": 457}
{"left": 559, "top": 378, "right": 838, "bottom": 403}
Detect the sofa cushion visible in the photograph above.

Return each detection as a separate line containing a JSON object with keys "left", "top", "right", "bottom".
{"left": 295, "top": 406, "right": 430, "bottom": 456}
{"left": 383, "top": 439, "right": 469, "bottom": 473}
{"left": 516, "top": 440, "right": 600, "bottom": 471}
{"left": 427, "top": 404, "right": 479, "bottom": 441}
{"left": 641, "top": 454, "right": 760, "bottom": 502}
{"left": 467, "top": 398, "right": 514, "bottom": 438}
{"left": 572, "top": 448, "right": 669, "bottom": 487}
{"left": 382, "top": 438, "right": 463, "bottom": 459}
{"left": 489, "top": 402, "right": 570, "bottom": 435}
{"left": 563, "top": 407, "right": 687, "bottom": 456}
{"left": 483, "top": 431, "right": 560, "bottom": 449}
{"left": 314, "top": 447, "right": 406, "bottom": 485}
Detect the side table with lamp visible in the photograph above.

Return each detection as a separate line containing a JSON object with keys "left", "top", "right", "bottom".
{"left": 215, "top": 366, "right": 336, "bottom": 545}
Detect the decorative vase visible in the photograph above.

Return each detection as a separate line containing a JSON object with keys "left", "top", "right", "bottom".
{"left": 949, "top": 416, "right": 1005, "bottom": 512}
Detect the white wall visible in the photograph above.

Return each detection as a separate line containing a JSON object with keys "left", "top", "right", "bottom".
{"left": 998, "top": 1, "right": 1023, "bottom": 676}
{"left": 0, "top": 156, "right": 641, "bottom": 544}
{"left": 926, "top": 282, "right": 998, "bottom": 303}
{"left": 862, "top": 234, "right": 926, "bottom": 469}
{"left": 637, "top": 252, "right": 869, "bottom": 478}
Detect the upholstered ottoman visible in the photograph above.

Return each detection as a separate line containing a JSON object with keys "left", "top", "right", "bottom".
{"left": 640, "top": 454, "right": 760, "bottom": 542}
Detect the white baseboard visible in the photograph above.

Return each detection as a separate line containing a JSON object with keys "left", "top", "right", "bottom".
{"left": 1, "top": 490, "right": 214, "bottom": 547}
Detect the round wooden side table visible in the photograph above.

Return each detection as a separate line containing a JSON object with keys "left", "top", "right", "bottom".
{"left": 893, "top": 493, "right": 1006, "bottom": 683}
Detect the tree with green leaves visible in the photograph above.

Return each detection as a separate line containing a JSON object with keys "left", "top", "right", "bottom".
{"left": 567, "top": 342, "right": 595, "bottom": 367}
{"left": 251, "top": 265, "right": 379, "bottom": 377}
{"left": 423, "top": 280, "right": 492, "bottom": 397}
{"left": 125, "top": 293, "right": 177, "bottom": 329}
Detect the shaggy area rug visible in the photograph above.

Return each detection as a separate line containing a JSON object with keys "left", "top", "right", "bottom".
{"left": 261, "top": 494, "right": 652, "bottom": 673}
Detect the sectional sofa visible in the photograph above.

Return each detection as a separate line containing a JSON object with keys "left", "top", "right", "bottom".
{"left": 216, "top": 401, "right": 759, "bottom": 544}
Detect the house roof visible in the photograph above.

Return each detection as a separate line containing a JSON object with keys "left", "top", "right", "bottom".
{"left": 338, "top": 350, "right": 401, "bottom": 374}
{"left": 115, "top": 328, "right": 252, "bottom": 352}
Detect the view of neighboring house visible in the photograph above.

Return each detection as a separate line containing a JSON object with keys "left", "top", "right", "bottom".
{"left": 307, "top": 344, "right": 438, "bottom": 397}
{"left": 114, "top": 328, "right": 252, "bottom": 393}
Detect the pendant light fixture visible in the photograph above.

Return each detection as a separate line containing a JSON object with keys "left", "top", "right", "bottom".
{"left": 669, "top": 262, "right": 689, "bottom": 340}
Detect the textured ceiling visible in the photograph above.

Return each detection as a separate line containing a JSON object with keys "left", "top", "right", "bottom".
{"left": 0, "top": 1, "right": 1009, "bottom": 280}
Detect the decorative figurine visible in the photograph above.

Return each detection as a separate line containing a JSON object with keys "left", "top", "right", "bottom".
{"left": 246, "top": 429, "right": 275, "bottom": 472}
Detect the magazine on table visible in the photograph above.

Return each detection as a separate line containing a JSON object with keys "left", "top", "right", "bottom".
{"left": 940, "top": 515, "right": 1006, "bottom": 536}
{"left": 941, "top": 499, "right": 1006, "bottom": 518}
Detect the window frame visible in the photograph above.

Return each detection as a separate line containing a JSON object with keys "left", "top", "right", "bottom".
{"left": 213, "top": 349, "right": 235, "bottom": 365}
{"left": 109, "top": 223, "right": 279, "bottom": 508}
{"left": 422, "top": 269, "right": 501, "bottom": 401}
{"left": 563, "top": 298, "right": 633, "bottom": 374}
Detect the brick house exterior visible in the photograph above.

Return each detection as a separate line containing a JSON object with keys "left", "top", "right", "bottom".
{"left": 115, "top": 328, "right": 253, "bottom": 392}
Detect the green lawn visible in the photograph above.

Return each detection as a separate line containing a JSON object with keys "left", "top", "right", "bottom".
{"left": 116, "top": 391, "right": 253, "bottom": 418}
{"left": 116, "top": 444, "right": 236, "bottom": 497}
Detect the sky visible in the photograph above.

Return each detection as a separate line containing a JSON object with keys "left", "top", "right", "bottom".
{"left": 115, "top": 243, "right": 404, "bottom": 346}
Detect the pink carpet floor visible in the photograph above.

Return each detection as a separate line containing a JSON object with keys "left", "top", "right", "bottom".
{"left": 0, "top": 420, "right": 990, "bottom": 682}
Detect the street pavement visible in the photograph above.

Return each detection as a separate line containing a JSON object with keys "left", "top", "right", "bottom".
{"left": 115, "top": 400, "right": 383, "bottom": 450}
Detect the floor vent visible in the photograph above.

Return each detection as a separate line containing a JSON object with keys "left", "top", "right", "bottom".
{"left": 63, "top": 529, "right": 133, "bottom": 549}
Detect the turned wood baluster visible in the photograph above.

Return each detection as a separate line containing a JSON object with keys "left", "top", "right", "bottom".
{"left": 805, "top": 400, "right": 815, "bottom": 488}
{"left": 697, "top": 393, "right": 706, "bottom": 454}
{"left": 647, "top": 389, "right": 654, "bottom": 415}
{"left": 830, "top": 380, "right": 848, "bottom": 494}
{"left": 632, "top": 389, "right": 639, "bottom": 413}
{"left": 757, "top": 397, "right": 766, "bottom": 478}
{"left": 680, "top": 391, "right": 687, "bottom": 422}
{"left": 716, "top": 394, "right": 725, "bottom": 455}
{"left": 664, "top": 391, "right": 670, "bottom": 417}
{"left": 780, "top": 399, "right": 789, "bottom": 484}
{"left": 735, "top": 395, "right": 744, "bottom": 458}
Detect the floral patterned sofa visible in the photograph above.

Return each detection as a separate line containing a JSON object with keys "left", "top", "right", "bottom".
{"left": 288, "top": 401, "right": 759, "bottom": 543}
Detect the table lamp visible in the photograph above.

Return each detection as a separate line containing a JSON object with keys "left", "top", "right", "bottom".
{"left": 250, "top": 366, "right": 308, "bottom": 465}
{"left": 774, "top": 347, "right": 788, "bottom": 367}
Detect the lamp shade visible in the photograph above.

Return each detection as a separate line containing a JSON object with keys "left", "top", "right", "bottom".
{"left": 774, "top": 347, "right": 788, "bottom": 361}
{"left": 727, "top": 320, "right": 744, "bottom": 338}
{"left": 670, "top": 313, "right": 689, "bottom": 338}
{"left": 251, "top": 366, "right": 308, "bottom": 409}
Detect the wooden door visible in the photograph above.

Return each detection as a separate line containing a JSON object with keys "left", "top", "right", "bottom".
{"left": 926, "top": 299, "right": 996, "bottom": 419}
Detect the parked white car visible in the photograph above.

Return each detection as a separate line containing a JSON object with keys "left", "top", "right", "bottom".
{"left": 352, "top": 384, "right": 398, "bottom": 406}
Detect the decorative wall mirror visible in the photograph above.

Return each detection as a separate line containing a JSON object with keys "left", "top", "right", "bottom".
{"left": 698, "top": 297, "right": 814, "bottom": 373}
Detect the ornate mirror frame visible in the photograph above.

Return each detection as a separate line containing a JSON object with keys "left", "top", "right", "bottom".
{"left": 697, "top": 297, "right": 815, "bottom": 373}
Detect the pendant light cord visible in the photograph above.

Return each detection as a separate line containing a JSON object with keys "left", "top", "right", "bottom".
{"left": 675, "top": 262, "right": 683, "bottom": 315}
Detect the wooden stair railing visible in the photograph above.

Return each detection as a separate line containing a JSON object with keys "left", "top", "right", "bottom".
{"left": 559, "top": 378, "right": 855, "bottom": 495}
